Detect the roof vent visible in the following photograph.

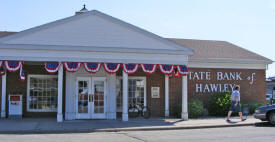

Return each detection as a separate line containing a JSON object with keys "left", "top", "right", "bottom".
{"left": 75, "top": 4, "right": 88, "bottom": 15}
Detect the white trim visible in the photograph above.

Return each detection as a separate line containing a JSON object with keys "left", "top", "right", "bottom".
{"left": 1, "top": 73, "right": 6, "bottom": 118}
{"left": 181, "top": 76, "right": 188, "bottom": 120}
{"left": 165, "top": 75, "right": 169, "bottom": 117}
{"left": 116, "top": 76, "right": 147, "bottom": 112}
{"left": 27, "top": 74, "right": 58, "bottom": 112}
{"left": 122, "top": 71, "right": 128, "bottom": 121}
{"left": 57, "top": 65, "right": 63, "bottom": 122}
{"left": 91, "top": 77, "right": 107, "bottom": 119}
{"left": 75, "top": 76, "right": 92, "bottom": 119}
{"left": 189, "top": 58, "right": 272, "bottom": 65}
{"left": 0, "top": 44, "right": 191, "bottom": 55}
{"left": 0, "top": 48, "right": 188, "bottom": 65}
{"left": 0, "top": 10, "right": 194, "bottom": 55}
{"left": 188, "top": 61, "right": 267, "bottom": 69}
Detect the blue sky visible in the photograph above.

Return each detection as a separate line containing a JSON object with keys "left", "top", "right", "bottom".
{"left": 0, "top": 0, "right": 274, "bottom": 77}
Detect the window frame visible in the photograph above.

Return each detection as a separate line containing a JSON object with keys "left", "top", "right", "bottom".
{"left": 116, "top": 76, "right": 146, "bottom": 112}
{"left": 27, "top": 74, "right": 58, "bottom": 112}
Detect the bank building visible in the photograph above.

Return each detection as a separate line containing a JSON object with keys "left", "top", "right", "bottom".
{"left": 0, "top": 7, "right": 272, "bottom": 122}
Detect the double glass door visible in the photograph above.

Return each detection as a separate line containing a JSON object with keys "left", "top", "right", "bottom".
{"left": 76, "top": 77, "right": 106, "bottom": 119}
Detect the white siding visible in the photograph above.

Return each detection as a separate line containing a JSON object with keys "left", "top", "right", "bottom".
{"left": 188, "top": 61, "right": 267, "bottom": 69}
{"left": 0, "top": 48, "right": 188, "bottom": 65}
{"left": 4, "top": 14, "right": 178, "bottom": 51}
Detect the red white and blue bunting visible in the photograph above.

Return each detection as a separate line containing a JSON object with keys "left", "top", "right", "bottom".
{"left": 159, "top": 64, "right": 174, "bottom": 75}
{"left": 103, "top": 63, "right": 121, "bottom": 74}
{"left": 45, "top": 62, "right": 60, "bottom": 73}
{"left": 141, "top": 64, "right": 157, "bottom": 74}
{"left": 19, "top": 65, "right": 25, "bottom": 82}
{"left": 63, "top": 62, "right": 81, "bottom": 73}
{"left": 177, "top": 65, "right": 188, "bottom": 76}
{"left": 83, "top": 63, "right": 101, "bottom": 74}
{"left": 0, "top": 66, "right": 5, "bottom": 76}
{"left": 0, "top": 61, "right": 3, "bottom": 69}
{"left": 5, "top": 61, "right": 22, "bottom": 72}
{"left": 123, "top": 64, "right": 139, "bottom": 74}
{"left": 1, "top": 60, "right": 188, "bottom": 78}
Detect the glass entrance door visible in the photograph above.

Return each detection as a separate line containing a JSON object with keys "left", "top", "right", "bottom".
{"left": 76, "top": 77, "right": 91, "bottom": 119}
{"left": 76, "top": 77, "right": 106, "bottom": 119}
{"left": 91, "top": 77, "right": 106, "bottom": 119}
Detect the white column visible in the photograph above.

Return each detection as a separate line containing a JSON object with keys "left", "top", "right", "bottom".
{"left": 165, "top": 75, "right": 169, "bottom": 117}
{"left": 1, "top": 73, "right": 6, "bottom": 118}
{"left": 122, "top": 71, "right": 128, "bottom": 121}
{"left": 181, "top": 75, "right": 188, "bottom": 120}
{"left": 57, "top": 65, "right": 63, "bottom": 122}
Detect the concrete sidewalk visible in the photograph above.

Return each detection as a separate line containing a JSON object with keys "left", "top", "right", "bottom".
{"left": 0, "top": 116, "right": 261, "bottom": 134}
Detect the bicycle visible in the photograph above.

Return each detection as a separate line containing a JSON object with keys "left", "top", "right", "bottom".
{"left": 128, "top": 102, "right": 151, "bottom": 119}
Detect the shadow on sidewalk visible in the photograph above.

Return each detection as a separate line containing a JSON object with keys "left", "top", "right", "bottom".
{"left": 254, "top": 122, "right": 275, "bottom": 127}
{"left": 0, "top": 117, "right": 182, "bottom": 134}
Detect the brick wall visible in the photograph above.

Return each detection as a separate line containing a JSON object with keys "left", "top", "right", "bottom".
{"left": 1, "top": 65, "right": 266, "bottom": 118}
{"left": 169, "top": 68, "right": 266, "bottom": 116}
{"left": 117, "top": 68, "right": 166, "bottom": 117}
{"left": 2, "top": 64, "right": 65, "bottom": 118}
{"left": 130, "top": 68, "right": 165, "bottom": 117}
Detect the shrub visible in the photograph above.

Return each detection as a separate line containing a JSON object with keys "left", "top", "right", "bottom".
{"left": 208, "top": 92, "right": 231, "bottom": 116}
{"left": 188, "top": 99, "right": 204, "bottom": 118}
{"left": 174, "top": 104, "right": 182, "bottom": 118}
{"left": 173, "top": 99, "right": 204, "bottom": 118}
{"left": 247, "top": 102, "right": 264, "bottom": 114}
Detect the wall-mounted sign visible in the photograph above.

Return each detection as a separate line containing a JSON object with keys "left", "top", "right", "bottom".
{"left": 151, "top": 87, "right": 160, "bottom": 98}
{"left": 189, "top": 71, "right": 256, "bottom": 93}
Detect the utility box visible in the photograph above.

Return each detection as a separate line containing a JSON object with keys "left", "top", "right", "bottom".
{"left": 8, "top": 94, "right": 23, "bottom": 119}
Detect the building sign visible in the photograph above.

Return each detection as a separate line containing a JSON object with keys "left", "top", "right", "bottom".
{"left": 151, "top": 87, "right": 160, "bottom": 98}
{"left": 189, "top": 71, "right": 256, "bottom": 93}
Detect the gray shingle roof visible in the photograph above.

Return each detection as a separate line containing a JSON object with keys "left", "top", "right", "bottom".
{"left": 0, "top": 31, "right": 15, "bottom": 38}
{"left": 0, "top": 32, "right": 272, "bottom": 64}
{"left": 168, "top": 38, "right": 272, "bottom": 64}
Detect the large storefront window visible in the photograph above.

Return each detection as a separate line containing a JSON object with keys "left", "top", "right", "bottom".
{"left": 27, "top": 75, "right": 58, "bottom": 112}
{"left": 116, "top": 77, "right": 146, "bottom": 112}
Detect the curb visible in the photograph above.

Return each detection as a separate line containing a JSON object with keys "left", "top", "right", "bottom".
{"left": 0, "top": 123, "right": 255, "bottom": 134}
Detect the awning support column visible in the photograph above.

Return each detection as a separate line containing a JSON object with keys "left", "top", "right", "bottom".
{"left": 57, "top": 65, "right": 63, "bottom": 122}
{"left": 181, "top": 75, "right": 188, "bottom": 120}
{"left": 1, "top": 73, "right": 6, "bottom": 118}
{"left": 122, "top": 71, "right": 128, "bottom": 121}
{"left": 165, "top": 75, "right": 169, "bottom": 117}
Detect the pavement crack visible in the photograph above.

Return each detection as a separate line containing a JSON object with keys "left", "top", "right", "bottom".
{"left": 118, "top": 132, "right": 147, "bottom": 142}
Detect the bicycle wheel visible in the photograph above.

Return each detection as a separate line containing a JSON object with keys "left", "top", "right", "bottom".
{"left": 142, "top": 106, "right": 151, "bottom": 119}
{"left": 128, "top": 107, "right": 139, "bottom": 118}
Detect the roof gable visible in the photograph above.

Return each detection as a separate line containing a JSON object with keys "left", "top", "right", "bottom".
{"left": 0, "top": 10, "right": 193, "bottom": 54}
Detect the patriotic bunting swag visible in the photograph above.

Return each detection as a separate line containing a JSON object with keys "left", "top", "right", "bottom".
{"left": 0, "top": 60, "right": 188, "bottom": 82}
{"left": 123, "top": 64, "right": 139, "bottom": 74}
{"left": 159, "top": 64, "right": 174, "bottom": 75}
{"left": 63, "top": 62, "right": 81, "bottom": 73}
{"left": 0, "top": 60, "right": 3, "bottom": 68}
{"left": 83, "top": 63, "right": 101, "bottom": 73}
{"left": 20, "top": 65, "right": 25, "bottom": 82}
{"left": 5, "top": 61, "right": 22, "bottom": 72}
{"left": 177, "top": 65, "right": 188, "bottom": 76}
{"left": 141, "top": 64, "right": 157, "bottom": 74}
{"left": 0, "top": 66, "right": 5, "bottom": 76}
{"left": 103, "top": 63, "right": 120, "bottom": 74}
{"left": 45, "top": 62, "right": 60, "bottom": 73}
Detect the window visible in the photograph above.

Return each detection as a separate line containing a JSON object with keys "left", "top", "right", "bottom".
{"left": 116, "top": 77, "right": 146, "bottom": 112}
{"left": 27, "top": 75, "right": 58, "bottom": 112}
